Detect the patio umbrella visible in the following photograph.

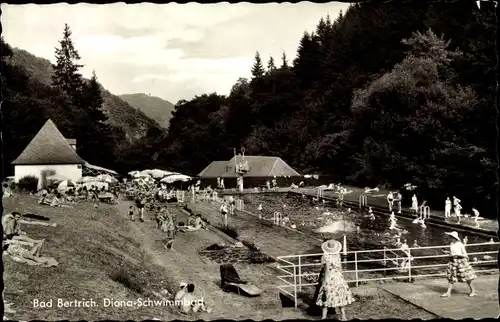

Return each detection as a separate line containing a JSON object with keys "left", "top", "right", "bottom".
{"left": 47, "top": 174, "right": 71, "bottom": 183}
{"left": 57, "top": 180, "right": 76, "bottom": 191}
{"left": 133, "top": 172, "right": 151, "bottom": 179}
{"left": 149, "top": 169, "right": 174, "bottom": 179}
{"left": 128, "top": 170, "right": 141, "bottom": 177}
{"left": 96, "top": 174, "right": 118, "bottom": 184}
{"left": 160, "top": 174, "right": 191, "bottom": 184}
{"left": 76, "top": 176, "right": 98, "bottom": 183}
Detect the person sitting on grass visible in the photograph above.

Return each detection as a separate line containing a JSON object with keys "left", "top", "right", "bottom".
{"left": 182, "top": 214, "right": 207, "bottom": 232}
{"left": 179, "top": 283, "right": 212, "bottom": 314}
{"left": 2, "top": 212, "right": 46, "bottom": 249}
{"left": 281, "top": 214, "right": 291, "bottom": 227}
{"left": 174, "top": 282, "right": 188, "bottom": 301}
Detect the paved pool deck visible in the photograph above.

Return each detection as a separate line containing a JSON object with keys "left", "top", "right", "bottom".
{"left": 380, "top": 274, "right": 499, "bottom": 319}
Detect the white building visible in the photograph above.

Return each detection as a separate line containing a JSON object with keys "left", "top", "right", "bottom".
{"left": 11, "top": 119, "right": 85, "bottom": 189}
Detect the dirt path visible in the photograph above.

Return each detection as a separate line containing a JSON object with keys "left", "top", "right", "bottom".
{"left": 115, "top": 201, "right": 311, "bottom": 320}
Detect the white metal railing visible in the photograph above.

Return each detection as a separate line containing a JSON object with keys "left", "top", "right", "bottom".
{"left": 317, "top": 187, "right": 325, "bottom": 198}
{"left": 276, "top": 242, "right": 499, "bottom": 307}
{"left": 359, "top": 195, "right": 367, "bottom": 209}
{"left": 420, "top": 205, "right": 430, "bottom": 219}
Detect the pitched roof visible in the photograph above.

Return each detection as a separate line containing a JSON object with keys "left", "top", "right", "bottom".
{"left": 12, "top": 119, "right": 85, "bottom": 165}
{"left": 198, "top": 161, "right": 229, "bottom": 177}
{"left": 83, "top": 161, "right": 118, "bottom": 175}
{"left": 199, "top": 156, "right": 300, "bottom": 178}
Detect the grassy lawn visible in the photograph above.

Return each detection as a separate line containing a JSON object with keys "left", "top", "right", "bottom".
{"left": 2, "top": 195, "right": 178, "bottom": 320}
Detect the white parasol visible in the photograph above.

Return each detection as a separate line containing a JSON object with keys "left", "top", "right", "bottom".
{"left": 128, "top": 170, "right": 141, "bottom": 176}
{"left": 76, "top": 176, "right": 99, "bottom": 183}
{"left": 96, "top": 174, "right": 118, "bottom": 184}
{"left": 149, "top": 169, "right": 178, "bottom": 179}
{"left": 47, "top": 174, "right": 71, "bottom": 183}
{"left": 57, "top": 180, "right": 76, "bottom": 191}
{"left": 160, "top": 174, "right": 192, "bottom": 184}
{"left": 133, "top": 172, "right": 151, "bottom": 179}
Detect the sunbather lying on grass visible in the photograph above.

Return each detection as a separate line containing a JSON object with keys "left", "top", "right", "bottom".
{"left": 179, "top": 214, "right": 207, "bottom": 232}
{"left": 3, "top": 239, "right": 46, "bottom": 261}
{"left": 38, "top": 193, "right": 62, "bottom": 206}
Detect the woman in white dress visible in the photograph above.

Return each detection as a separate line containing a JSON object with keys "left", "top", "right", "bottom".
{"left": 316, "top": 240, "right": 355, "bottom": 320}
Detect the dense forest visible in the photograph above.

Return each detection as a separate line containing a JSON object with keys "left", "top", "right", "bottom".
{"left": 2, "top": 2, "right": 497, "bottom": 212}
{"left": 142, "top": 2, "right": 497, "bottom": 211}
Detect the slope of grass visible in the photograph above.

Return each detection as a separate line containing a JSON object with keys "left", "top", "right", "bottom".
{"left": 2, "top": 195, "right": 177, "bottom": 320}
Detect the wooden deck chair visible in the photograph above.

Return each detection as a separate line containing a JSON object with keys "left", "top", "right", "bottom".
{"left": 220, "top": 264, "right": 262, "bottom": 297}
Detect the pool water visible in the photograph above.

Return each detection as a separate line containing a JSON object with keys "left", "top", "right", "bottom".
{"left": 241, "top": 193, "right": 490, "bottom": 247}
{"left": 240, "top": 193, "right": 498, "bottom": 279}
{"left": 240, "top": 193, "right": 497, "bottom": 276}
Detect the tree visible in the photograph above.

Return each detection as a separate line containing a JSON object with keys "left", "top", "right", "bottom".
{"left": 349, "top": 29, "right": 492, "bottom": 207}
{"left": 280, "top": 51, "right": 289, "bottom": 69}
{"left": 251, "top": 51, "right": 265, "bottom": 78}
{"left": 84, "top": 70, "right": 107, "bottom": 124}
{"left": 52, "top": 24, "right": 84, "bottom": 101}
{"left": 267, "top": 56, "right": 277, "bottom": 73}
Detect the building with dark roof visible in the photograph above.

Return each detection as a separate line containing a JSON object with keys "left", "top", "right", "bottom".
{"left": 198, "top": 156, "right": 300, "bottom": 178}
{"left": 12, "top": 119, "right": 85, "bottom": 189}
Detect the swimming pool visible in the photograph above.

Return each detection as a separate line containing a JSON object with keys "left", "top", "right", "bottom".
{"left": 240, "top": 192, "right": 497, "bottom": 276}
{"left": 241, "top": 193, "right": 491, "bottom": 246}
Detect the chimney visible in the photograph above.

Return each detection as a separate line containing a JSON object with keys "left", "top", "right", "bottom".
{"left": 66, "top": 138, "right": 77, "bottom": 151}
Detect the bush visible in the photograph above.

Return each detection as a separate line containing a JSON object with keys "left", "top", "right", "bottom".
{"left": 241, "top": 240, "right": 260, "bottom": 251}
{"left": 109, "top": 268, "right": 144, "bottom": 294}
{"left": 17, "top": 175, "right": 38, "bottom": 192}
{"left": 216, "top": 224, "right": 239, "bottom": 239}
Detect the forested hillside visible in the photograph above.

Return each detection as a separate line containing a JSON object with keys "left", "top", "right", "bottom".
{"left": 7, "top": 48, "right": 159, "bottom": 142}
{"left": 136, "top": 2, "right": 496, "bottom": 211}
{"left": 119, "top": 93, "right": 176, "bottom": 129}
{"left": 1, "top": 25, "right": 161, "bottom": 174}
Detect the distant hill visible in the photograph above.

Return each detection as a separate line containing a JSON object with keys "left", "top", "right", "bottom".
{"left": 119, "top": 93, "right": 175, "bottom": 128}
{"left": 7, "top": 48, "right": 160, "bottom": 141}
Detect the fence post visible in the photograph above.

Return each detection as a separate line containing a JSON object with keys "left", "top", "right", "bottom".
{"left": 293, "top": 264, "right": 298, "bottom": 308}
{"left": 407, "top": 249, "right": 412, "bottom": 283}
{"left": 298, "top": 255, "right": 302, "bottom": 292}
{"left": 359, "top": 195, "right": 367, "bottom": 209}
{"left": 355, "top": 251, "right": 359, "bottom": 287}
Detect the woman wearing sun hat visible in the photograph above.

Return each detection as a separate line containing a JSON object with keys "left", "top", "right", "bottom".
{"left": 315, "top": 239, "right": 355, "bottom": 320}
{"left": 441, "top": 231, "right": 477, "bottom": 297}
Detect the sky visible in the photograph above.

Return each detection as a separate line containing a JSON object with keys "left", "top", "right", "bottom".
{"left": 2, "top": 2, "right": 349, "bottom": 104}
